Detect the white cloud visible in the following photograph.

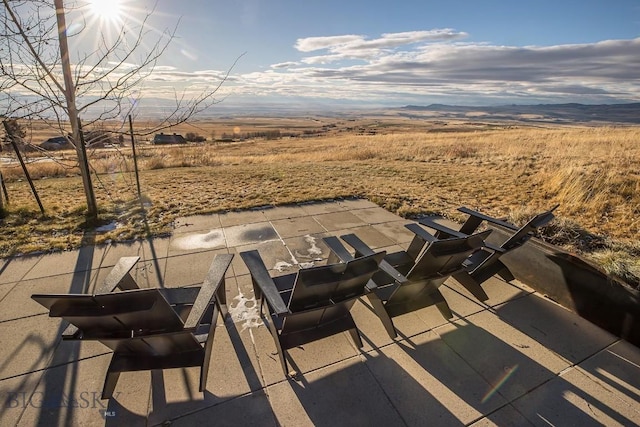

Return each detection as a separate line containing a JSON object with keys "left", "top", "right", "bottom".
{"left": 301, "top": 54, "right": 347, "bottom": 65}
{"left": 106, "top": 61, "right": 140, "bottom": 70}
{"left": 73, "top": 35, "right": 640, "bottom": 105}
{"left": 294, "top": 30, "right": 467, "bottom": 53}
{"left": 271, "top": 61, "right": 300, "bottom": 69}
{"left": 294, "top": 35, "right": 364, "bottom": 52}
{"left": 352, "top": 29, "right": 468, "bottom": 49}
{"left": 153, "top": 65, "right": 178, "bottom": 72}
{"left": 6, "top": 29, "right": 638, "bottom": 108}
{"left": 240, "top": 34, "right": 640, "bottom": 104}
{"left": 293, "top": 29, "right": 469, "bottom": 65}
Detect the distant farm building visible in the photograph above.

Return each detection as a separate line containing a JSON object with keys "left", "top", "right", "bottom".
{"left": 153, "top": 133, "right": 187, "bottom": 145}
{"left": 40, "top": 136, "right": 71, "bottom": 151}
{"left": 84, "top": 130, "right": 118, "bottom": 148}
{"left": 39, "top": 130, "right": 119, "bottom": 151}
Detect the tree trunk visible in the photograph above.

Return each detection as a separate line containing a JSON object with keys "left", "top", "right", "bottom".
{"left": 54, "top": 0, "right": 98, "bottom": 219}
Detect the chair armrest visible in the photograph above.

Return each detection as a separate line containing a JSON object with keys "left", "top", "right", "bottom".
{"left": 528, "top": 206, "right": 559, "bottom": 228}
{"left": 97, "top": 256, "right": 140, "bottom": 294}
{"left": 340, "top": 234, "right": 409, "bottom": 285}
{"left": 340, "top": 234, "right": 376, "bottom": 257}
{"left": 417, "top": 218, "right": 467, "bottom": 238}
{"left": 458, "top": 207, "right": 518, "bottom": 231}
{"left": 403, "top": 223, "right": 439, "bottom": 260}
{"left": 483, "top": 242, "right": 507, "bottom": 254}
{"left": 404, "top": 223, "right": 439, "bottom": 243}
{"left": 184, "top": 254, "right": 234, "bottom": 330}
{"left": 323, "top": 236, "right": 354, "bottom": 263}
{"left": 240, "top": 251, "right": 289, "bottom": 316}
{"left": 379, "top": 261, "right": 409, "bottom": 285}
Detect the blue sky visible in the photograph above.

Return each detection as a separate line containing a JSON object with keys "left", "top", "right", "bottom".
{"left": 71, "top": 0, "right": 640, "bottom": 107}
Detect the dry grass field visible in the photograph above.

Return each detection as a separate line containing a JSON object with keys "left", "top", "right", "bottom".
{"left": 1, "top": 118, "right": 639, "bottom": 286}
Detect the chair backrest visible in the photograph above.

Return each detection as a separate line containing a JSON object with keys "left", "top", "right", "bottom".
{"left": 407, "top": 230, "right": 491, "bottom": 282}
{"left": 280, "top": 251, "right": 385, "bottom": 340}
{"left": 32, "top": 288, "right": 185, "bottom": 337}
{"left": 501, "top": 207, "right": 557, "bottom": 251}
{"left": 288, "top": 251, "right": 386, "bottom": 312}
{"left": 385, "top": 230, "right": 490, "bottom": 305}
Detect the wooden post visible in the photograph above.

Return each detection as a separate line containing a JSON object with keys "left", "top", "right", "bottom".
{"left": 0, "top": 171, "right": 8, "bottom": 207}
{"left": 2, "top": 120, "right": 45, "bottom": 215}
{"left": 0, "top": 171, "right": 4, "bottom": 211}
{"left": 1, "top": 131, "right": 8, "bottom": 209}
{"left": 128, "top": 115, "right": 142, "bottom": 200}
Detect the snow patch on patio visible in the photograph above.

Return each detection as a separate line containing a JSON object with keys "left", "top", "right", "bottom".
{"left": 298, "top": 262, "right": 315, "bottom": 269}
{"left": 274, "top": 261, "right": 294, "bottom": 272}
{"left": 291, "top": 234, "right": 324, "bottom": 268}
{"left": 229, "top": 289, "right": 263, "bottom": 331}
{"left": 171, "top": 229, "right": 226, "bottom": 250}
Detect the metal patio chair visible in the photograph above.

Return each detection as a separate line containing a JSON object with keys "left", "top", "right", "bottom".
{"left": 325, "top": 226, "right": 491, "bottom": 339}
{"left": 419, "top": 205, "right": 558, "bottom": 300}
{"left": 240, "top": 247, "right": 385, "bottom": 376}
{"left": 32, "top": 254, "right": 233, "bottom": 399}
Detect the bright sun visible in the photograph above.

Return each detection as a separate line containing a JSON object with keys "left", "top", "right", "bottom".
{"left": 87, "top": 0, "right": 122, "bottom": 22}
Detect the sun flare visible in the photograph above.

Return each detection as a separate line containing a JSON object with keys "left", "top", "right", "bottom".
{"left": 86, "top": 0, "right": 122, "bottom": 23}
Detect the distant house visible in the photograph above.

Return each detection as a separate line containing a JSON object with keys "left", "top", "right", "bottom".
{"left": 40, "top": 136, "right": 71, "bottom": 151}
{"left": 152, "top": 133, "right": 187, "bottom": 145}
{"left": 39, "top": 131, "right": 119, "bottom": 150}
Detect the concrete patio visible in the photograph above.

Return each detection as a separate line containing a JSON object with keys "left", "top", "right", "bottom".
{"left": 1, "top": 199, "right": 639, "bottom": 426}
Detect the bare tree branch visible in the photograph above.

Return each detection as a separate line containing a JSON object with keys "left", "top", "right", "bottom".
{"left": 1, "top": 0, "right": 237, "bottom": 217}
{"left": 1, "top": 0, "right": 66, "bottom": 94}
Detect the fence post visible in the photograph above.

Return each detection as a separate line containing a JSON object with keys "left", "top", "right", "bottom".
{"left": 128, "top": 115, "right": 142, "bottom": 200}
{"left": 0, "top": 172, "right": 5, "bottom": 211}
{"left": 2, "top": 120, "right": 44, "bottom": 215}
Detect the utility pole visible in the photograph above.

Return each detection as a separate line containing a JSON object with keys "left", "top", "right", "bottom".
{"left": 54, "top": 0, "right": 98, "bottom": 219}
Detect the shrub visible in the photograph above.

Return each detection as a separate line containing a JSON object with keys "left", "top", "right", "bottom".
{"left": 185, "top": 132, "right": 206, "bottom": 142}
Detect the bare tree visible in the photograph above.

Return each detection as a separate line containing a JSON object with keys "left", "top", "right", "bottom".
{"left": 0, "top": 0, "right": 232, "bottom": 219}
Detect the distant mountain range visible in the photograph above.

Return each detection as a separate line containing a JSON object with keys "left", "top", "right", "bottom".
{"left": 399, "top": 103, "right": 640, "bottom": 124}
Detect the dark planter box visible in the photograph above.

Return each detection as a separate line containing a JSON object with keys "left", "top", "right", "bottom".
{"left": 487, "top": 226, "right": 640, "bottom": 347}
